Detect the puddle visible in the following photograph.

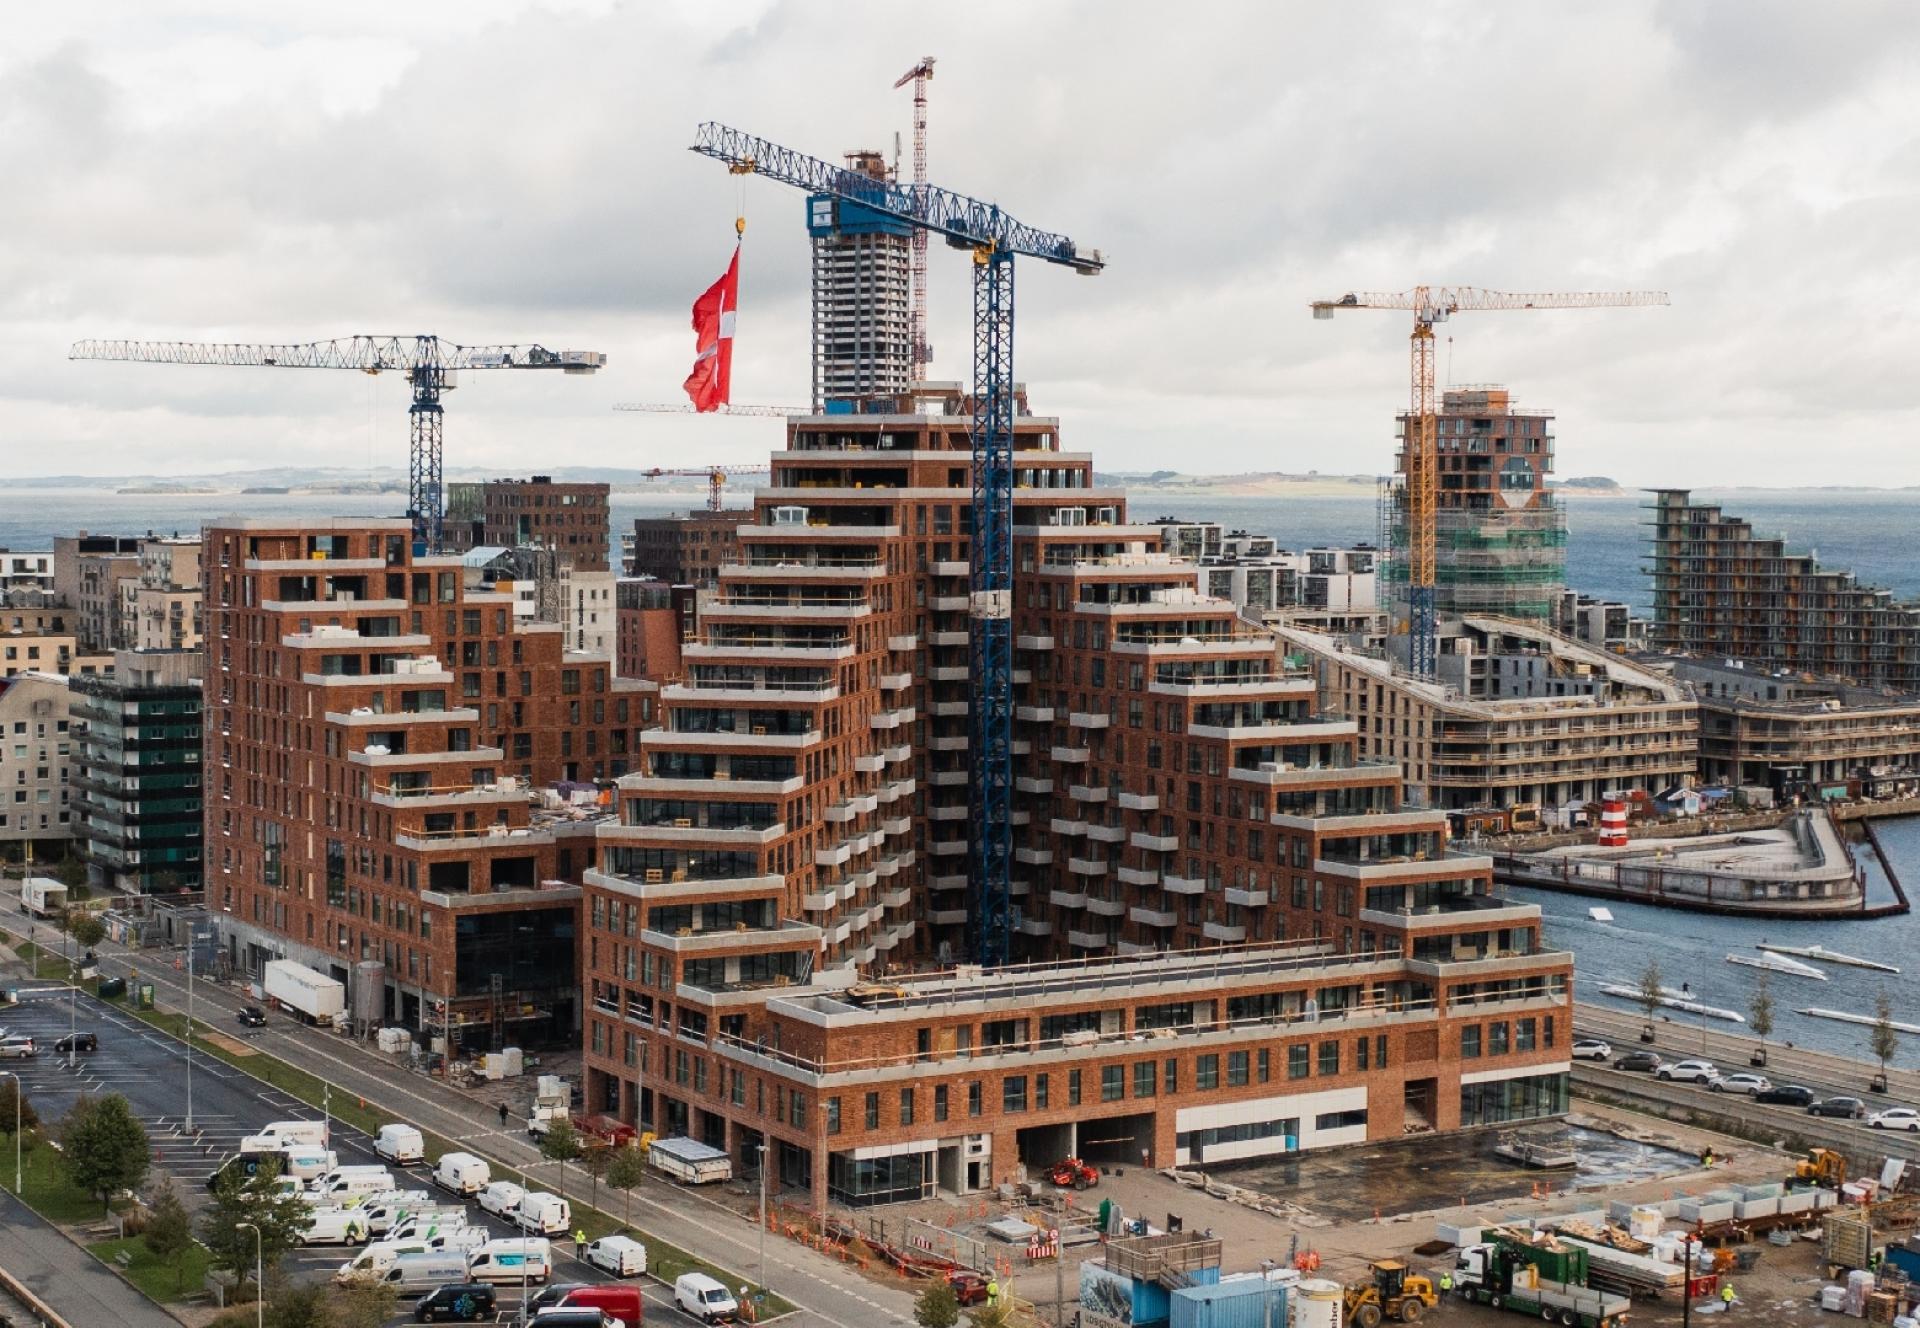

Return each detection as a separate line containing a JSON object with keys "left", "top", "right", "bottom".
{"left": 1208, "top": 1123, "right": 1697, "bottom": 1221}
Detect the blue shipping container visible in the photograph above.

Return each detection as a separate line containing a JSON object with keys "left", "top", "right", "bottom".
{"left": 1169, "top": 1278, "right": 1287, "bottom": 1328}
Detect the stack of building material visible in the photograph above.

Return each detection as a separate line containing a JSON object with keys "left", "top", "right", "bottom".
{"left": 1847, "top": 1269, "right": 1876, "bottom": 1316}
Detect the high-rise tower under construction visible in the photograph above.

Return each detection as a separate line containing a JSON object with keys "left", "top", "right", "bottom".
{"left": 807, "top": 150, "right": 912, "bottom": 409}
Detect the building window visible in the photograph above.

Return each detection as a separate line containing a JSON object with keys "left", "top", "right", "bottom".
{"left": 1227, "top": 1051, "right": 1249, "bottom": 1087}
{"left": 900, "top": 1088, "right": 914, "bottom": 1127}
{"left": 1318, "top": 1041, "right": 1339, "bottom": 1076}
{"left": 1515, "top": 1018, "right": 1536, "bottom": 1053}
{"left": 1195, "top": 1055, "right": 1219, "bottom": 1090}
{"left": 1489, "top": 1021, "right": 1510, "bottom": 1056}
{"left": 1003, "top": 1076, "right": 1028, "bottom": 1113}
{"left": 968, "top": 1081, "right": 982, "bottom": 1117}
{"left": 934, "top": 1085, "right": 949, "bottom": 1122}
{"left": 1356, "top": 1036, "right": 1370, "bottom": 1071}
{"left": 1101, "top": 1065, "right": 1124, "bottom": 1102}
{"left": 1068, "top": 1070, "right": 1082, "bottom": 1106}
{"left": 1460, "top": 1071, "right": 1570, "bottom": 1126}
{"left": 1163, "top": 1057, "right": 1178, "bottom": 1094}
{"left": 864, "top": 1092, "right": 880, "bottom": 1130}
{"left": 1257, "top": 1048, "right": 1271, "bottom": 1083}
{"left": 1315, "top": 1108, "right": 1369, "bottom": 1131}
{"left": 1288, "top": 1044, "right": 1309, "bottom": 1079}
{"left": 1133, "top": 1062, "right": 1156, "bottom": 1098}
{"left": 1461, "top": 1025, "right": 1482, "bottom": 1059}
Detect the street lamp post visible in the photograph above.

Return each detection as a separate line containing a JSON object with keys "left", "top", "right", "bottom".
{"left": 518, "top": 1161, "right": 543, "bottom": 1325}
{"left": 65, "top": 925, "right": 76, "bottom": 1070}
{"left": 0, "top": 1070, "right": 20, "bottom": 1194}
{"left": 235, "top": 1220, "right": 262, "bottom": 1328}
{"left": 755, "top": 1140, "right": 769, "bottom": 1308}
{"left": 185, "top": 942, "right": 195, "bottom": 1134}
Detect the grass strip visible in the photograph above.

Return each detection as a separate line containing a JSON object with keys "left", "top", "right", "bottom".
{"left": 88, "top": 1234, "right": 215, "bottom": 1304}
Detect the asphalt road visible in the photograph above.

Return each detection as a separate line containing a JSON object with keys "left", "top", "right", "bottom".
{"left": 0, "top": 895, "right": 915, "bottom": 1327}
{"left": 0, "top": 1184, "right": 177, "bottom": 1328}
{"left": 1571, "top": 1002, "right": 1920, "bottom": 1168}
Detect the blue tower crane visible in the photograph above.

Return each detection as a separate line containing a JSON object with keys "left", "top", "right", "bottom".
{"left": 690, "top": 122, "right": 1104, "bottom": 967}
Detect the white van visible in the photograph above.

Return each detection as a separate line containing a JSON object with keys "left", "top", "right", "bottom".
{"left": 296, "top": 1207, "right": 371, "bottom": 1245}
{"left": 674, "top": 1272, "right": 739, "bottom": 1323}
{"left": 387, "top": 1211, "right": 469, "bottom": 1243}
{"left": 465, "top": 1237, "right": 553, "bottom": 1286}
{"left": 306, "top": 1167, "right": 395, "bottom": 1202}
{"left": 433, "top": 1151, "right": 490, "bottom": 1196}
{"left": 376, "top": 1250, "right": 473, "bottom": 1295}
{"left": 359, "top": 1192, "right": 433, "bottom": 1235}
{"left": 476, "top": 1180, "right": 525, "bottom": 1217}
{"left": 583, "top": 1234, "right": 648, "bottom": 1277}
{"left": 274, "top": 1148, "right": 338, "bottom": 1182}
{"left": 512, "top": 1191, "right": 571, "bottom": 1236}
{"left": 374, "top": 1123, "right": 425, "bottom": 1165}
{"left": 253, "top": 1119, "right": 330, "bottom": 1149}
{"left": 335, "top": 1240, "right": 431, "bottom": 1283}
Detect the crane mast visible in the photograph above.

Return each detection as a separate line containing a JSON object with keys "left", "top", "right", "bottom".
{"left": 1310, "top": 286, "right": 1666, "bottom": 679}
{"left": 894, "top": 56, "right": 936, "bottom": 374}
{"left": 70, "top": 334, "right": 604, "bottom": 551}
{"left": 691, "top": 121, "right": 1100, "bottom": 968}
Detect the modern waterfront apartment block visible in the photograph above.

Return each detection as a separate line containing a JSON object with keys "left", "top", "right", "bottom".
{"left": 1646, "top": 488, "right": 1920, "bottom": 692}
{"left": 71, "top": 649, "right": 204, "bottom": 893}
{"left": 577, "top": 387, "right": 1573, "bottom": 1208}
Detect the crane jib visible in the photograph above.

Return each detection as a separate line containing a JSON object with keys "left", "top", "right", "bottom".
{"left": 690, "top": 123, "right": 1102, "bottom": 273}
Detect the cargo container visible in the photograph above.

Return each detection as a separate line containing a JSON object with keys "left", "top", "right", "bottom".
{"left": 648, "top": 1136, "right": 731, "bottom": 1185}
{"left": 1170, "top": 1276, "right": 1288, "bottom": 1328}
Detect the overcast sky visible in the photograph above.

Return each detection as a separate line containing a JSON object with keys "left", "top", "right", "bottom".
{"left": 5, "top": 1, "right": 1919, "bottom": 486}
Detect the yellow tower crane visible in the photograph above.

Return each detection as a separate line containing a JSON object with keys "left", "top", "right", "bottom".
{"left": 1310, "top": 287, "right": 1667, "bottom": 678}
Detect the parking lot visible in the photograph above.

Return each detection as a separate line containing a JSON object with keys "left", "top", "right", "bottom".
{"left": 0, "top": 985, "right": 706, "bottom": 1326}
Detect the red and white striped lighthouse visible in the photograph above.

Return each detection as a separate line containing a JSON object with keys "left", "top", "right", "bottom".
{"left": 1598, "top": 792, "right": 1629, "bottom": 847}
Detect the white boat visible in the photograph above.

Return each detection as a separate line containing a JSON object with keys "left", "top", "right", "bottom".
{"left": 1597, "top": 983, "right": 1746, "bottom": 1023}
{"left": 1756, "top": 943, "right": 1899, "bottom": 974}
{"left": 1588, "top": 907, "right": 1614, "bottom": 923}
{"left": 1725, "top": 953, "right": 1827, "bottom": 981}
{"left": 1797, "top": 1007, "right": 1920, "bottom": 1035}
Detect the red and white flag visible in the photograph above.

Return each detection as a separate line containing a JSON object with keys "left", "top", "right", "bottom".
{"left": 683, "top": 243, "right": 740, "bottom": 412}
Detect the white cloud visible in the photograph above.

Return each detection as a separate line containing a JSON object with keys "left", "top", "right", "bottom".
{"left": 3, "top": 0, "right": 1919, "bottom": 486}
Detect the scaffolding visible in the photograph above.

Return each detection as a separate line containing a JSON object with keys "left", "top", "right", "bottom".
{"left": 1382, "top": 488, "right": 1566, "bottom": 621}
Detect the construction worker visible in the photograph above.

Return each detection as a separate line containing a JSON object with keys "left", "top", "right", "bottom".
{"left": 1439, "top": 1270, "right": 1453, "bottom": 1294}
{"left": 573, "top": 1227, "right": 586, "bottom": 1259}
{"left": 1721, "top": 1281, "right": 1736, "bottom": 1308}
{"left": 498, "top": 1102, "right": 509, "bottom": 1128}
{"left": 986, "top": 1278, "right": 1000, "bottom": 1307}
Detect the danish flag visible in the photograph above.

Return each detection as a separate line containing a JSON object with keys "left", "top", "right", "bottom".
{"left": 683, "top": 243, "right": 740, "bottom": 412}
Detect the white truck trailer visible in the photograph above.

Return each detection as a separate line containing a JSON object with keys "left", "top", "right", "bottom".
{"left": 263, "top": 960, "right": 346, "bottom": 1025}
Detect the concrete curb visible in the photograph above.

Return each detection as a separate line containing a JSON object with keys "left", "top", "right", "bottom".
{"left": 0, "top": 1262, "right": 76, "bottom": 1328}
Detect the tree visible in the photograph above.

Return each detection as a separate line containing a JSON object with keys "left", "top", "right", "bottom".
{"left": 261, "top": 1279, "right": 330, "bottom": 1328}
{"left": 539, "top": 1116, "right": 583, "bottom": 1193}
{"left": 580, "top": 1138, "right": 612, "bottom": 1215}
{"left": 329, "top": 1279, "right": 399, "bottom": 1328}
{"left": 605, "top": 1143, "right": 647, "bottom": 1229}
{"left": 1637, "top": 958, "right": 1664, "bottom": 1038}
{"left": 65, "top": 910, "right": 106, "bottom": 951}
{"left": 55, "top": 855, "right": 85, "bottom": 891}
{"left": 143, "top": 1177, "right": 195, "bottom": 1290}
{"left": 199, "top": 1161, "right": 310, "bottom": 1280}
{"left": 60, "top": 1094, "right": 149, "bottom": 1212}
{"left": 1749, "top": 970, "right": 1775, "bottom": 1063}
{"left": 914, "top": 1280, "right": 961, "bottom": 1328}
{"left": 1872, "top": 989, "right": 1900, "bottom": 1086}
{"left": 0, "top": 1077, "right": 39, "bottom": 1140}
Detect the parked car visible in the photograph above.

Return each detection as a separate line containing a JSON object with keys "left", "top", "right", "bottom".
{"left": 1571, "top": 1038, "right": 1613, "bottom": 1061}
{"left": 1755, "top": 1084, "right": 1816, "bottom": 1107}
{"left": 237, "top": 1006, "right": 267, "bottom": 1028}
{"left": 52, "top": 1032, "right": 97, "bottom": 1054}
{"left": 674, "top": 1272, "right": 739, "bottom": 1323}
{"left": 1868, "top": 1107, "right": 1920, "bottom": 1132}
{"left": 1809, "top": 1096, "right": 1868, "bottom": 1120}
{"left": 582, "top": 1234, "right": 647, "bottom": 1277}
{"left": 413, "top": 1282, "right": 497, "bottom": 1323}
{"left": 0, "top": 1037, "right": 36, "bottom": 1059}
{"left": 948, "top": 1270, "right": 990, "bottom": 1306}
{"left": 1657, "top": 1060, "right": 1719, "bottom": 1083}
{"left": 1710, "top": 1072, "right": 1771, "bottom": 1096}
{"left": 1613, "top": 1050, "right": 1663, "bottom": 1073}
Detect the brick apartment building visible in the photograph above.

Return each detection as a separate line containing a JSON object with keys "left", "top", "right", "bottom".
{"left": 202, "top": 518, "right": 652, "bottom": 1046}
{"left": 482, "top": 476, "right": 612, "bottom": 573}
{"left": 577, "top": 388, "right": 1573, "bottom": 1208}
{"left": 628, "top": 509, "right": 753, "bottom": 586}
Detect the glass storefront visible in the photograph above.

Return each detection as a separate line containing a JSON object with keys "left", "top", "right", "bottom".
{"left": 827, "top": 1149, "right": 934, "bottom": 1207}
{"left": 1459, "top": 1070, "right": 1570, "bottom": 1126}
